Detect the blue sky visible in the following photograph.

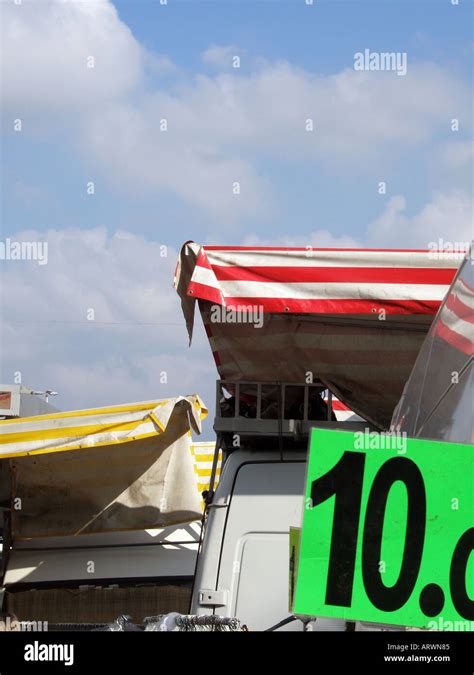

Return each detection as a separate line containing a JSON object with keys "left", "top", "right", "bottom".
{"left": 1, "top": 0, "right": 472, "bottom": 431}
{"left": 3, "top": 0, "right": 473, "bottom": 241}
{"left": 114, "top": 0, "right": 472, "bottom": 77}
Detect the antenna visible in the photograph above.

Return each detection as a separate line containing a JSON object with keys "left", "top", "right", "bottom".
{"left": 31, "top": 390, "right": 59, "bottom": 403}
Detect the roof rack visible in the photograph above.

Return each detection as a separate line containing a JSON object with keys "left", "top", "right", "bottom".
{"left": 214, "top": 379, "right": 369, "bottom": 442}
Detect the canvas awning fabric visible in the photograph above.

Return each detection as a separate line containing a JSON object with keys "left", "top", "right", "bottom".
{"left": 175, "top": 243, "right": 464, "bottom": 429}
{"left": 0, "top": 395, "right": 208, "bottom": 539}
{"left": 390, "top": 252, "right": 473, "bottom": 442}
{"left": 435, "top": 254, "right": 473, "bottom": 357}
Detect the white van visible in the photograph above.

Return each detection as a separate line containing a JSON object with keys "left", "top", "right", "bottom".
{"left": 191, "top": 447, "right": 339, "bottom": 631}
{"left": 190, "top": 382, "right": 374, "bottom": 631}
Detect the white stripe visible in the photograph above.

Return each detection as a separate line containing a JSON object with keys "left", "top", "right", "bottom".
{"left": 202, "top": 250, "right": 463, "bottom": 268}
{"left": 439, "top": 305, "right": 474, "bottom": 342}
{"left": 195, "top": 461, "right": 218, "bottom": 471}
{"left": 0, "top": 420, "right": 158, "bottom": 456}
{"left": 215, "top": 281, "right": 449, "bottom": 302}
{"left": 192, "top": 266, "right": 450, "bottom": 301}
{"left": 191, "top": 265, "right": 221, "bottom": 290}
{"left": 454, "top": 282, "right": 474, "bottom": 310}
{"left": 0, "top": 410, "right": 152, "bottom": 436}
{"left": 334, "top": 411, "right": 362, "bottom": 421}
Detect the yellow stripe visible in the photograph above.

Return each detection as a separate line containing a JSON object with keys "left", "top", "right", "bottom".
{"left": 0, "top": 430, "right": 161, "bottom": 459}
{"left": 193, "top": 453, "right": 221, "bottom": 462}
{"left": 0, "top": 400, "right": 168, "bottom": 425}
{"left": 195, "top": 400, "right": 208, "bottom": 419}
{"left": 148, "top": 412, "right": 165, "bottom": 432}
{"left": 0, "top": 418, "right": 155, "bottom": 445}
{"left": 196, "top": 469, "right": 221, "bottom": 477}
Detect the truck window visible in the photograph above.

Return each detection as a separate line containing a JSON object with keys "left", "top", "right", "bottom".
{"left": 216, "top": 460, "right": 345, "bottom": 631}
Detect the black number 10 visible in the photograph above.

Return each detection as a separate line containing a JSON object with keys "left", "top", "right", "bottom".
{"left": 310, "top": 451, "right": 426, "bottom": 610}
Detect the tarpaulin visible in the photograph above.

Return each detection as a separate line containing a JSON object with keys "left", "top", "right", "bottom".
{"left": 175, "top": 243, "right": 464, "bottom": 428}
{"left": 391, "top": 252, "right": 473, "bottom": 442}
{"left": 0, "top": 395, "right": 208, "bottom": 538}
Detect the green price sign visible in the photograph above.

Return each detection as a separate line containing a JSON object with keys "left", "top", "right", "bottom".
{"left": 293, "top": 428, "right": 474, "bottom": 629}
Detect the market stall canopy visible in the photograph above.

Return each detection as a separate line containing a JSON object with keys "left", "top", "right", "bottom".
{"left": 175, "top": 243, "right": 464, "bottom": 429}
{"left": 0, "top": 395, "right": 208, "bottom": 539}
{"left": 391, "top": 251, "right": 473, "bottom": 442}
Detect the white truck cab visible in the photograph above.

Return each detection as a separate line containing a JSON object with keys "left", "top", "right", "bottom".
{"left": 191, "top": 447, "right": 345, "bottom": 631}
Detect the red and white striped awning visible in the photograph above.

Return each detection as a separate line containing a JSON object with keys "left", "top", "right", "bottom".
{"left": 436, "top": 272, "right": 473, "bottom": 356}
{"left": 175, "top": 243, "right": 464, "bottom": 428}
{"left": 324, "top": 395, "right": 362, "bottom": 422}
{"left": 390, "top": 252, "right": 473, "bottom": 439}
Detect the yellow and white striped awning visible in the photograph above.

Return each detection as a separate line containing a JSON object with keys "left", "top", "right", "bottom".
{"left": 190, "top": 441, "right": 223, "bottom": 505}
{"left": 0, "top": 395, "right": 210, "bottom": 538}
{"left": 0, "top": 395, "right": 207, "bottom": 459}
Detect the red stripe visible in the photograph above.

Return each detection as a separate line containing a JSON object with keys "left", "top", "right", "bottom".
{"left": 208, "top": 297, "right": 441, "bottom": 315}
{"left": 460, "top": 277, "right": 474, "bottom": 293}
{"left": 444, "top": 291, "right": 474, "bottom": 323}
{"left": 196, "top": 250, "right": 213, "bottom": 270}
{"left": 436, "top": 321, "right": 474, "bottom": 355}
{"left": 324, "top": 400, "right": 352, "bottom": 411}
{"left": 210, "top": 265, "right": 455, "bottom": 285}
{"left": 187, "top": 281, "right": 223, "bottom": 305}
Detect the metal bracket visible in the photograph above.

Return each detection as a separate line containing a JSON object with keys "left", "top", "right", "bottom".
{"left": 198, "top": 589, "right": 228, "bottom": 607}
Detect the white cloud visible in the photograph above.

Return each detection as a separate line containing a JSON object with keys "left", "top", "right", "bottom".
{"left": 242, "top": 230, "right": 360, "bottom": 248}
{"left": 437, "top": 140, "right": 474, "bottom": 170}
{"left": 80, "top": 60, "right": 469, "bottom": 224}
{"left": 2, "top": 0, "right": 144, "bottom": 113}
{"left": 2, "top": 0, "right": 470, "bottom": 226}
{"left": 202, "top": 45, "right": 239, "bottom": 68}
{"left": 143, "top": 52, "right": 178, "bottom": 76}
{"left": 1, "top": 226, "right": 176, "bottom": 325}
{"left": 44, "top": 350, "right": 214, "bottom": 413}
{"left": 366, "top": 190, "right": 473, "bottom": 248}
{"left": 163, "top": 61, "right": 469, "bottom": 162}
{"left": 244, "top": 191, "right": 473, "bottom": 249}
{"left": 0, "top": 226, "right": 215, "bottom": 422}
{"left": 82, "top": 101, "right": 274, "bottom": 223}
